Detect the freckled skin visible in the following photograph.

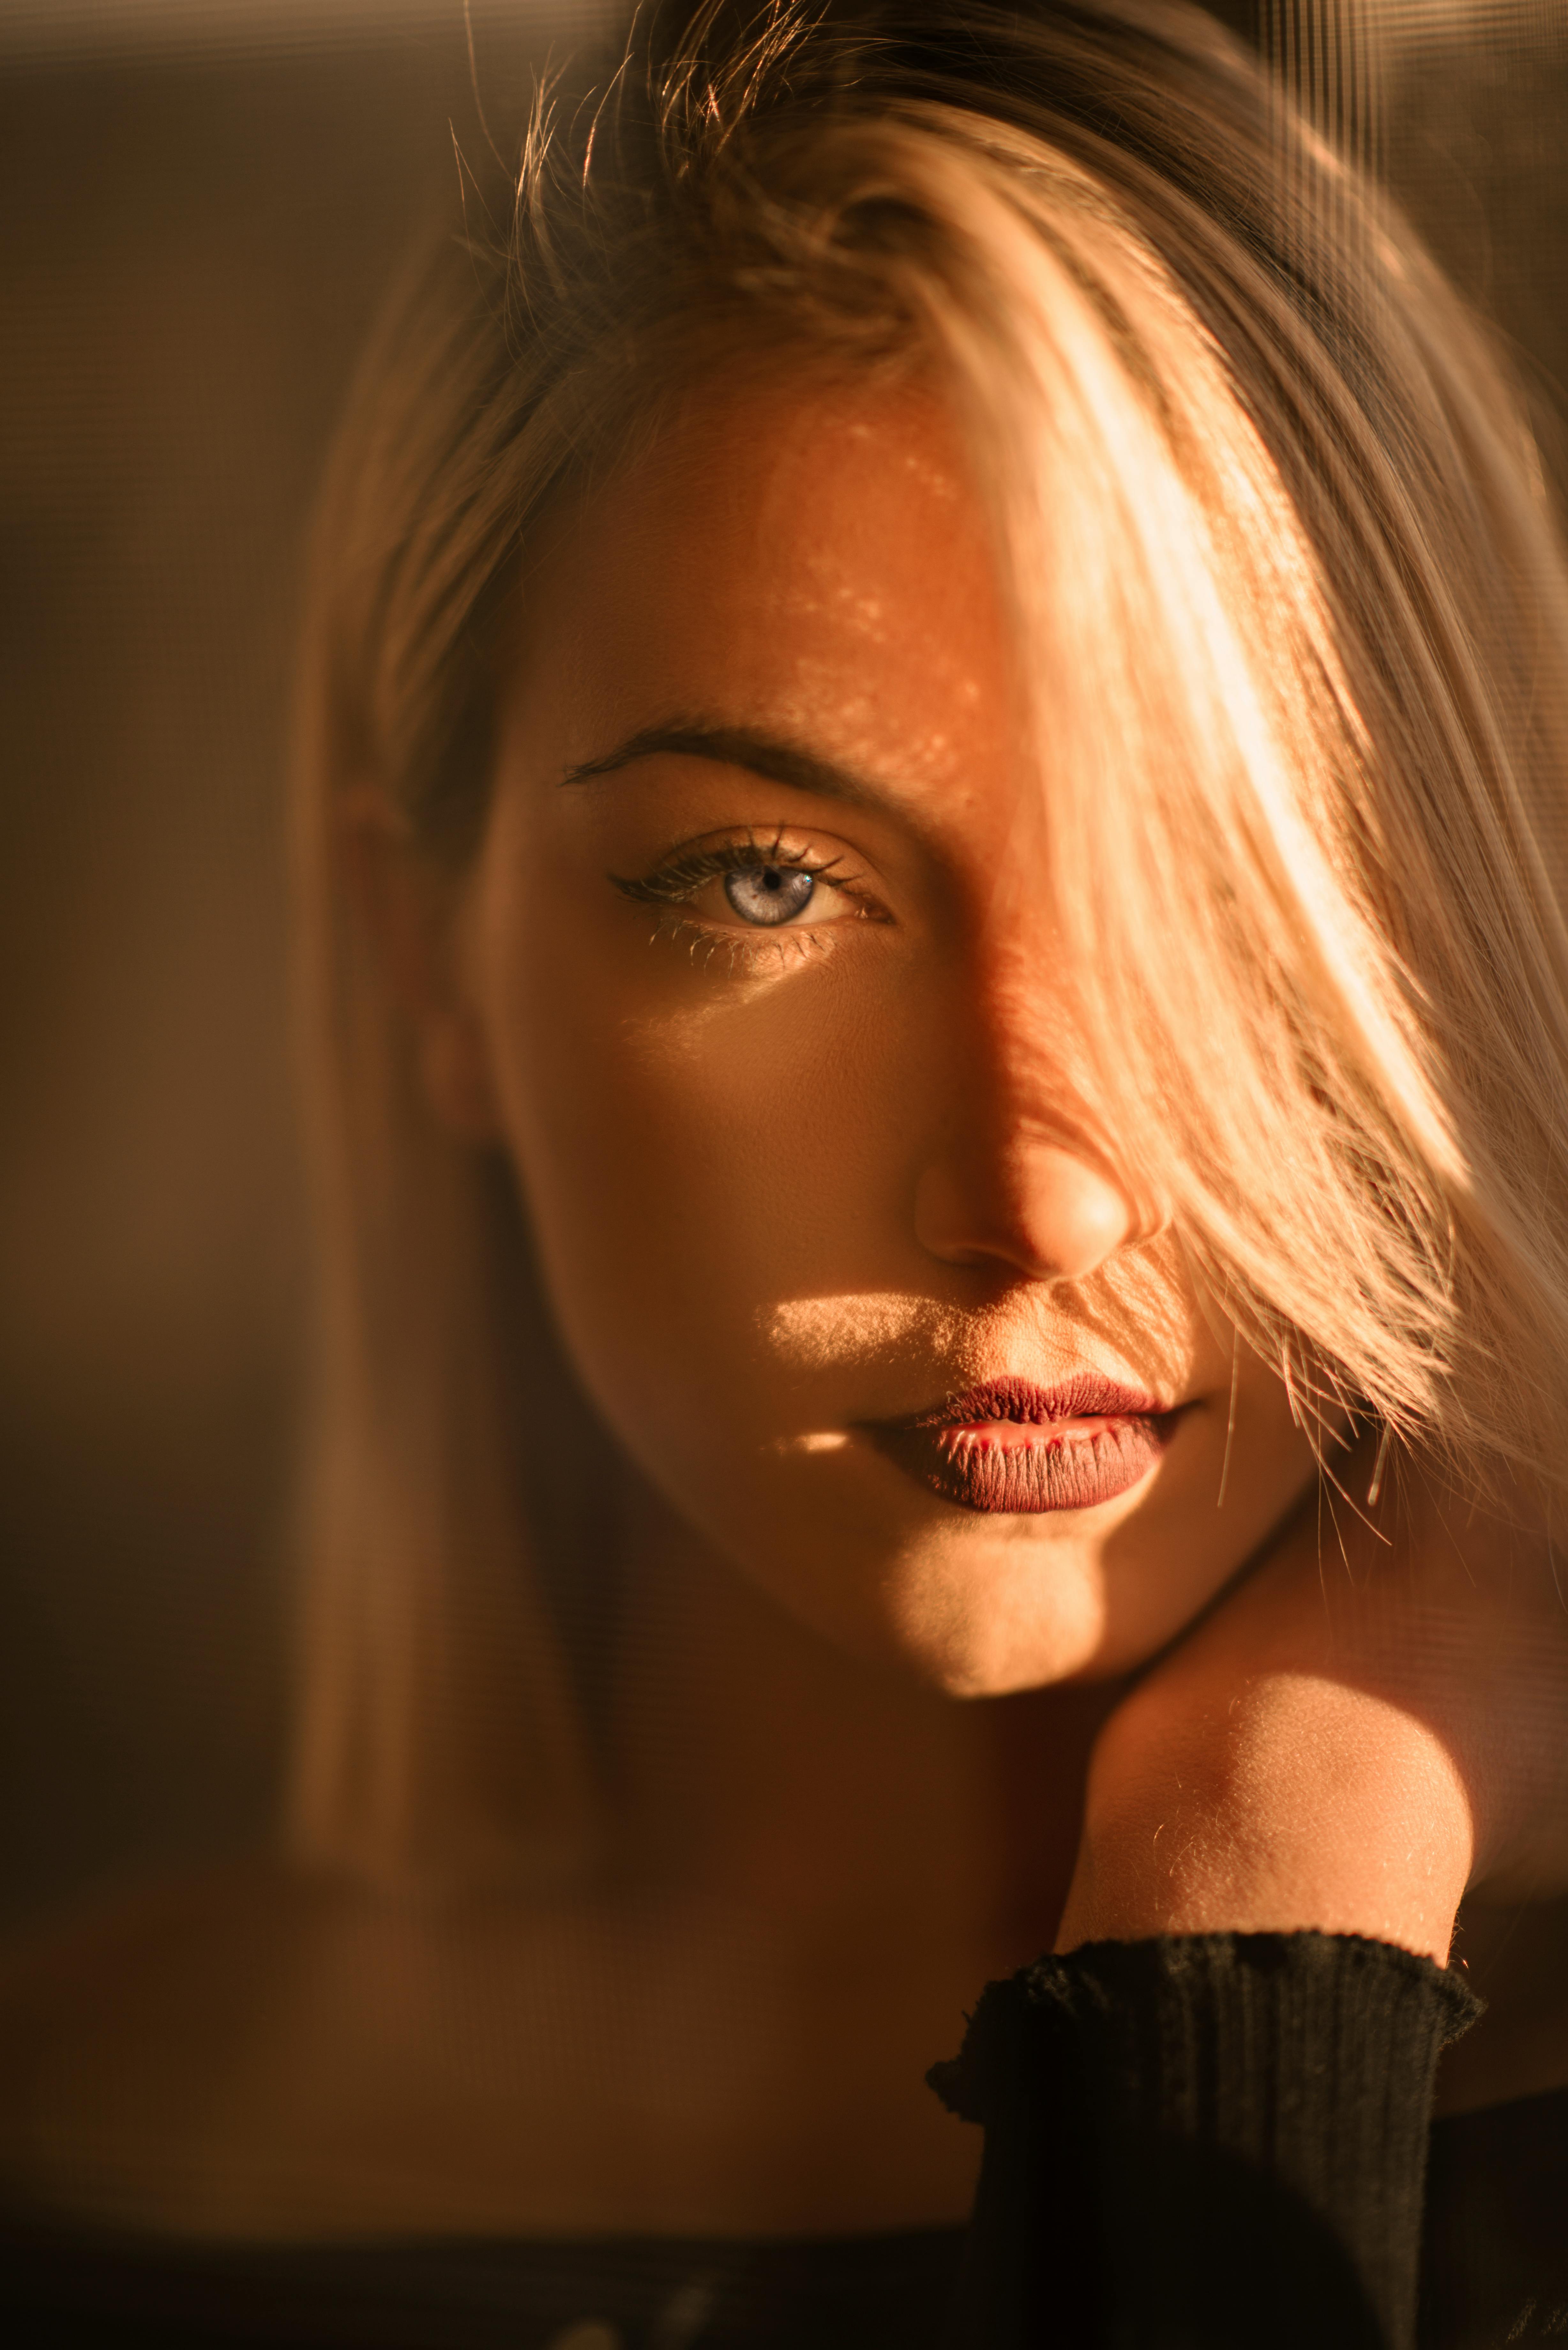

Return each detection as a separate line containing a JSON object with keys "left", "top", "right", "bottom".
{"left": 462, "top": 379, "right": 1323, "bottom": 1692}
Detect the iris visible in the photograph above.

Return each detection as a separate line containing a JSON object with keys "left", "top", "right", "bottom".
{"left": 724, "top": 864, "right": 816, "bottom": 925}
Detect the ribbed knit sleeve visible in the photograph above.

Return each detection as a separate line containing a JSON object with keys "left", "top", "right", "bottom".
{"left": 927, "top": 1932, "right": 1481, "bottom": 2350}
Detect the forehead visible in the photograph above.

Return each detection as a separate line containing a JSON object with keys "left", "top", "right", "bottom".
{"left": 501, "top": 375, "right": 1021, "bottom": 804}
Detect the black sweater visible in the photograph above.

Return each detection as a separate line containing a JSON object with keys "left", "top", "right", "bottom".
{"left": 929, "top": 1930, "right": 1488, "bottom": 2348}
{"left": 1, "top": 1933, "right": 1564, "bottom": 2347}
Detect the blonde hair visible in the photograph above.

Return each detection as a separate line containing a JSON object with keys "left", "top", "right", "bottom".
{"left": 287, "top": 0, "right": 1568, "bottom": 1884}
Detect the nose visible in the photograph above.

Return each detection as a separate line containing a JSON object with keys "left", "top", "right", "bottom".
{"left": 913, "top": 1129, "right": 1138, "bottom": 1284}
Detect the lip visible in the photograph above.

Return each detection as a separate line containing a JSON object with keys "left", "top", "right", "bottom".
{"left": 862, "top": 1375, "right": 1182, "bottom": 1516}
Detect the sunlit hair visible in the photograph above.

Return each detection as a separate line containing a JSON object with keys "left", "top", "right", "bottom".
{"left": 289, "top": 0, "right": 1568, "bottom": 1882}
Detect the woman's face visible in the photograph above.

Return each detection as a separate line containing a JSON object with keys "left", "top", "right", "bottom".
{"left": 456, "top": 376, "right": 1319, "bottom": 1692}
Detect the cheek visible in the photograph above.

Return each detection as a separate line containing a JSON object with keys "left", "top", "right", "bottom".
{"left": 466, "top": 841, "right": 1325, "bottom": 1686}
{"left": 475, "top": 889, "right": 910, "bottom": 1476}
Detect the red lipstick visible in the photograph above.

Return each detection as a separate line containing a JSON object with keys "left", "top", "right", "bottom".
{"left": 866, "top": 1375, "right": 1178, "bottom": 1515}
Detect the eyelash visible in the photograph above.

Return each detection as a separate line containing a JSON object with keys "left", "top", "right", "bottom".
{"left": 610, "top": 831, "right": 883, "bottom": 970}
{"left": 612, "top": 831, "right": 845, "bottom": 908}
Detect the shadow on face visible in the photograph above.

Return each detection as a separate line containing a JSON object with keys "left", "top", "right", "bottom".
{"left": 426, "top": 375, "right": 1322, "bottom": 1693}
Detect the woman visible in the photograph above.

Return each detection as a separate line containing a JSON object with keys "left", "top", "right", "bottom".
{"left": 3, "top": 1, "right": 1568, "bottom": 2343}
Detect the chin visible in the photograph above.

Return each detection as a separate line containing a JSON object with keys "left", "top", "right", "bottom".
{"left": 872, "top": 1542, "right": 1119, "bottom": 1698}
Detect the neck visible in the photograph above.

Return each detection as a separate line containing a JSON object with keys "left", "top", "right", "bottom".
{"left": 607, "top": 1477, "right": 1114, "bottom": 1969}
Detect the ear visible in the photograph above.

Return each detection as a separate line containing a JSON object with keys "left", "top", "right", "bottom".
{"left": 336, "top": 784, "right": 503, "bottom": 1143}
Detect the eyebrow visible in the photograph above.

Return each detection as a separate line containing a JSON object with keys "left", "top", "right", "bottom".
{"left": 559, "top": 722, "right": 883, "bottom": 807}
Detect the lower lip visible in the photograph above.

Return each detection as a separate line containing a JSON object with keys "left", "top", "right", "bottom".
{"left": 869, "top": 1413, "right": 1174, "bottom": 1515}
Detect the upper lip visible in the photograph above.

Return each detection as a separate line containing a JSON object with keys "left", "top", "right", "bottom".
{"left": 873, "top": 1374, "right": 1172, "bottom": 1430}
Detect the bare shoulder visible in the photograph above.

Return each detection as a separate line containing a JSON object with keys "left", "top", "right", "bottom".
{"left": 0, "top": 1859, "right": 310, "bottom": 2096}
{"left": 0, "top": 1857, "right": 628, "bottom": 2235}
{"left": 0, "top": 1861, "right": 981, "bottom": 2238}
{"left": 0, "top": 1857, "right": 680, "bottom": 2233}
{"left": 0, "top": 1859, "right": 371, "bottom": 2230}
{"left": 0, "top": 1861, "right": 901, "bottom": 2238}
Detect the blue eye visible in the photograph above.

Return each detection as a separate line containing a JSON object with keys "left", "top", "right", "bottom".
{"left": 723, "top": 864, "right": 817, "bottom": 926}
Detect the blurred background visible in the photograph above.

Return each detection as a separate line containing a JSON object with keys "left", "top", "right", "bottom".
{"left": 0, "top": 0, "right": 1564, "bottom": 1931}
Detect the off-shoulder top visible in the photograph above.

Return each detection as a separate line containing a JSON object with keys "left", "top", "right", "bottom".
{"left": 1, "top": 1932, "right": 1563, "bottom": 2347}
